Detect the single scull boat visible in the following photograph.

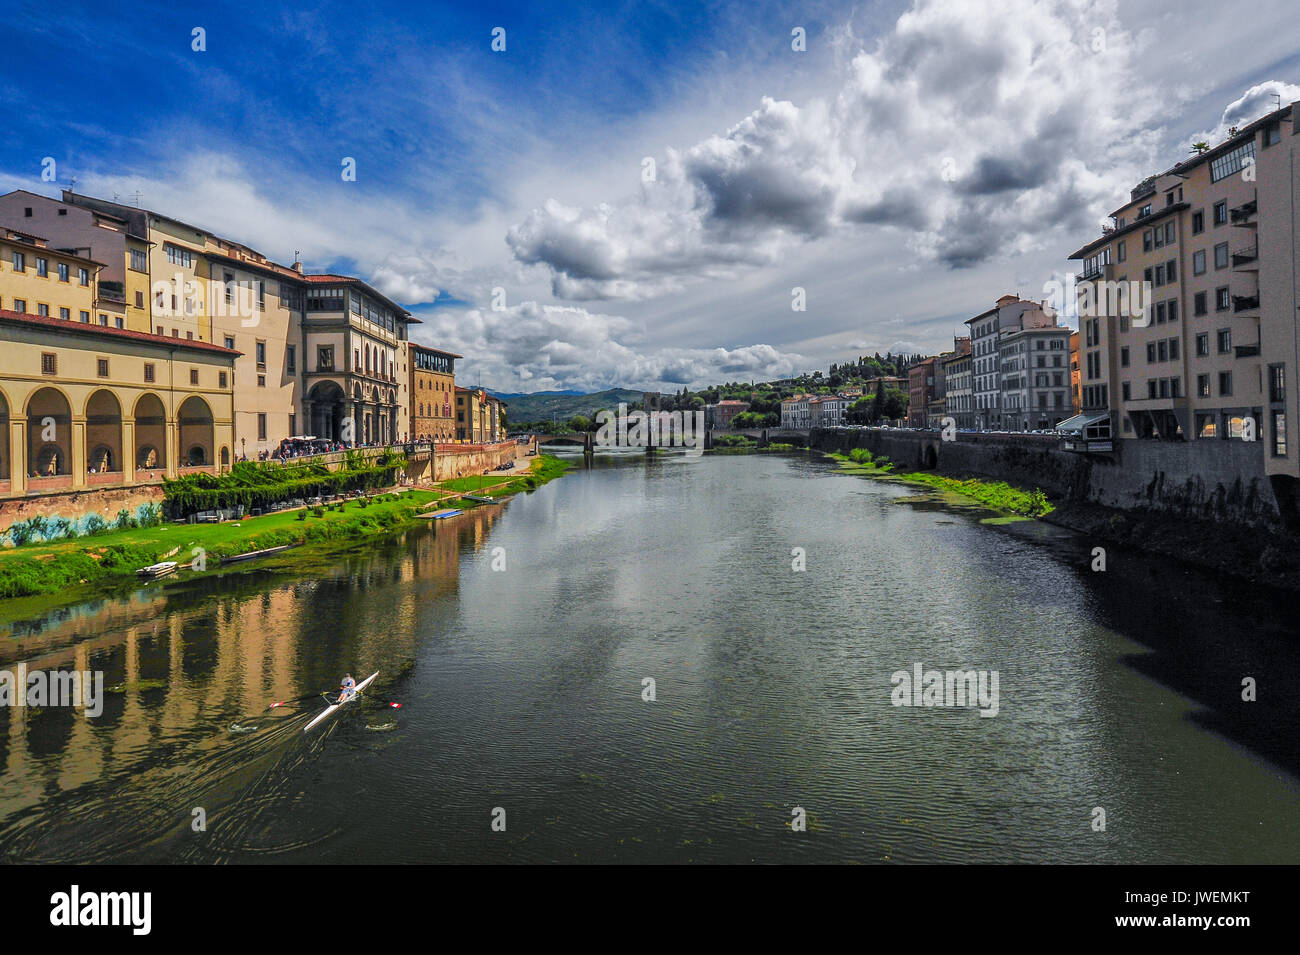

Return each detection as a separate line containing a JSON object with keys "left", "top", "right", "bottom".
{"left": 304, "top": 671, "right": 378, "bottom": 732}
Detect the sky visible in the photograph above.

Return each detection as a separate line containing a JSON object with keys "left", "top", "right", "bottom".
{"left": 3, "top": 0, "right": 1300, "bottom": 394}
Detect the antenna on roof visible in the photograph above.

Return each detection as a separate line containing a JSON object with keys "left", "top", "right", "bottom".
{"left": 1273, "top": 91, "right": 1283, "bottom": 111}
{"left": 130, "top": 191, "right": 143, "bottom": 207}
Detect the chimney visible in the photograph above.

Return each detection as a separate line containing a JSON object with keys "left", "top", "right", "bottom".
{"left": 291, "top": 261, "right": 303, "bottom": 273}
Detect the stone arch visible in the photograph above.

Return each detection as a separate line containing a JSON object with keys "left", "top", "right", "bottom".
{"left": 220, "top": 445, "right": 230, "bottom": 467}
{"left": 178, "top": 395, "right": 214, "bottom": 467}
{"left": 84, "top": 389, "right": 123, "bottom": 474}
{"left": 309, "top": 380, "right": 346, "bottom": 442}
{"left": 922, "top": 443, "right": 938, "bottom": 470}
{"left": 134, "top": 392, "right": 168, "bottom": 471}
{"left": 26, "top": 386, "right": 72, "bottom": 477}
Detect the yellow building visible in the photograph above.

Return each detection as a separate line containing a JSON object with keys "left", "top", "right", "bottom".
{"left": 1, "top": 226, "right": 106, "bottom": 325}
{"left": 0, "top": 308, "right": 237, "bottom": 499}
{"left": 454, "top": 386, "right": 490, "bottom": 442}
{"left": 409, "top": 343, "right": 459, "bottom": 442}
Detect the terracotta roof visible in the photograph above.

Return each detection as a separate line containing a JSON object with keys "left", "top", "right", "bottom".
{"left": 0, "top": 308, "right": 241, "bottom": 357}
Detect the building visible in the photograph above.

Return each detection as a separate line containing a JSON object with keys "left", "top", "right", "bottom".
{"left": 705, "top": 399, "right": 750, "bottom": 429}
{"left": 998, "top": 325, "right": 1073, "bottom": 431}
{"left": 1, "top": 226, "right": 108, "bottom": 326}
{"left": 1069, "top": 331, "right": 1081, "bottom": 414}
{"left": 0, "top": 191, "right": 149, "bottom": 331}
{"left": 1068, "top": 110, "right": 1278, "bottom": 447}
{"left": 941, "top": 341, "right": 973, "bottom": 431}
{"left": 966, "top": 294, "right": 1057, "bottom": 430}
{"left": 485, "top": 395, "right": 506, "bottom": 442}
{"left": 298, "top": 275, "right": 415, "bottom": 447}
{"left": 907, "top": 358, "right": 936, "bottom": 428}
{"left": 409, "top": 343, "right": 460, "bottom": 442}
{"left": 1244, "top": 101, "right": 1300, "bottom": 510}
{"left": 780, "top": 394, "right": 812, "bottom": 429}
{"left": 455, "top": 386, "right": 493, "bottom": 442}
{"left": 0, "top": 308, "right": 237, "bottom": 499}
{"left": 863, "top": 376, "right": 907, "bottom": 397}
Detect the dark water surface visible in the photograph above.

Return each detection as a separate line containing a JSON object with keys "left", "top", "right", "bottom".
{"left": 2, "top": 452, "right": 1298, "bottom": 863}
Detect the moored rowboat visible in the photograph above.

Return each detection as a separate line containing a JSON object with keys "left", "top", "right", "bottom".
{"left": 304, "top": 671, "right": 378, "bottom": 732}
{"left": 136, "top": 561, "right": 177, "bottom": 579}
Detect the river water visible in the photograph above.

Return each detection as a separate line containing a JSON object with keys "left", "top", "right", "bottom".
{"left": 1, "top": 451, "right": 1298, "bottom": 863}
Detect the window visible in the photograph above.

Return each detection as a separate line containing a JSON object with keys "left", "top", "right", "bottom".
{"left": 257, "top": 374, "right": 266, "bottom": 387}
{"left": 318, "top": 346, "right": 334, "bottom": 370}
{"left": 224, "top": 336, "right": 236, "bottom": 350}
{"left": 258, "top": 414, "right": 267, "bottom": 441}
{"left": 1170, "top": 337, "right": 1179, "bottom": 360}
{"left": 255, "top": 340, "right": 266, "bottom": 368}
{"left": 219, "top": 371, "right": 228, "bottom": 388}
{"left": 1147, "top": 343, "right": 1157, "bottom": 363}
{"left": 1213, "top": 201, "right": 1228, "bottom": 225}
{"left": 289, "top": 414, "right": 296, "bottom": 435}
{"left": 1197, "top": 374, "right": 1211, "bottom": 397}
{"left": 286, "top": 345, "right": 296, "bottom": 373}
{"left": 13, "top": 298, "right": 26, "bottom": 312}
{"left": 1192, "top": 211, "right": 1204, "bottom": 234}
{"left": 165, "top": 243, "right": 194, "bottom": 268}
{"left": 1270, "top": 364, "right": 1286, "bottom": 403}
{"left": 1216, "top": 287, "right": 1230, "bottom": 311}
{"left": 1148, "top": 379, "right": 1158, "bottom": 399}
{"left": 1158, "top": 340, "right": 1168, "bottom": 362}
{"left": 1122, "top": 382, "right": 1131, "bottom": 401}
{"left": 157, "top": 325, "right": 165, "bottom": 335}
{"left": 224, "top": 271, "right": 235, "bottom": 305}
{"left": 1219, "top": 371, "right": 1232, "bottom": 396}
{"left": 1156, "top": 301, "right": 1167, "bottom": 324}
{"left": 98, "top": 313, "right": 108, "bottom": 325}
{"left": 41, "top": 353, "right": 56, "bottom": 375}
{"left": 1194, "top": 292, "right": 1208, "bottom": 316}
{"left": 135, "top": 291, "right": 144, "bottom": 308}
{"left": 1117, "top": 240, "right": 1126, "bottom": 263}
{"left": 57, "top": 262, "right": 68, "bottom": 282}
{"left": 97, "top": 358, "right": 109, "bottom": 377}
{"left": 1168, "top": 300, "right": 1178, "bottom": 324}
{"left": 1209, "top": 141, "right": 1256, "bottom": 182}
{"left": 1273, "top": 411, "right": 1287, "bottom": 457}
{"left": 1166, "top": 258, "right": 1176, "bottom": 282}
{"left": 1121, "top": 346, "right": 1130, "bottom": 367}
{"left": 59, "top": 307, "right": 70, "bottom": 320}
{"left": 190, "top": 368, "right": 199, "bottom": 385}
{"left": 116, "top": 317, "right": 124, "bottom": 329}
{"left": 37, "top": 303, "right": 49, "bottom": 316}
{"left": 130, "top": 249, "right": 148, "bottom": 271}
{"left": 36, "top": 257, "right": 47, "bottom": 277}
{"left": 1193, "top": 250, "right": 1206, "bottom": 275}
{"left": 1218, "top": 329, "right": 1232, "bottom": 353}
{"left": 1143, "top": 230, "right": 1153, "bottom": 253}
{"left": 12, "top": 251, "right": 24, "bottom": 271}
{"left": 1214, "top": 242, "right": 1229, "bottom": 269}
{"left": 144, "top": 363, "right": 155, "bottom": 383}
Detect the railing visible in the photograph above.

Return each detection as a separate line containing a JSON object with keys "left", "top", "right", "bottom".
{"left": 1230, "top": 199, "right": 1257, "bottom": 223}
{"left": 1233, "top": 294, "right": 1260, "bottom": 312}
{"left": 1231, "top": 245, "right": 1258, "bottom": 266}
{"left": 1235, "top": 344, "right": 1261, "bottom": 358}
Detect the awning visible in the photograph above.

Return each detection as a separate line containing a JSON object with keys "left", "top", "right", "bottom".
{"left": 1054, "top": 411, "right": 1109, "bottom": 433}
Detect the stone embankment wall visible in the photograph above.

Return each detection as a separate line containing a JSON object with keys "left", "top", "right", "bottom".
{"left": 430, "top": 440, "right": 532, "bottom": 483}
{"left": 810, "top": 428, "right": 1278, "bottom": 525}
{"left": 0, "top": 482, "right": 166, "bottom": 529}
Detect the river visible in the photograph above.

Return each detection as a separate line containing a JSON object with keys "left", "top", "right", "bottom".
{"left": 1, "top": 450, "right": 1298, "bottom": 863}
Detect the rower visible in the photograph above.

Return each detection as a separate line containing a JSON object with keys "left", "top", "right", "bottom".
{"left": 338, "top": 673, "right": 357, "bottom": 703}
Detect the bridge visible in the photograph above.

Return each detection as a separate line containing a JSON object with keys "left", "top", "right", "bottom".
{"left": 533, "top": 428, "right": 812, "bottom": 453}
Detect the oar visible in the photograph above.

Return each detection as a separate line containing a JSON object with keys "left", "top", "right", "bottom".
{"left": 267, "top": 689, "right": 340, "bottom": 709}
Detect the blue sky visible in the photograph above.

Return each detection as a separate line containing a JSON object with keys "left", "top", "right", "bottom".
{"left": 4, "top": 0, "right": 1300, "bottom": 392}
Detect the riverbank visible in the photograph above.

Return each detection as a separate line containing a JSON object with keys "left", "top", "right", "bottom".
{"left": 824, "top": 447, "right": 1300, "bottom": 589}
{"left": 825, "top": 450, "right": 1053, "bottom": 517}
{"left": 0, "top": 455, "right": 573, "bottom": 604}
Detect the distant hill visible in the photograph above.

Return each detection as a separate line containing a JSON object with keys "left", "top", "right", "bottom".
{"left": 492, "top": 388, "right": 644, "bottom": 425}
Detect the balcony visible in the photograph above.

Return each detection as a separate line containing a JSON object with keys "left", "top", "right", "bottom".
{"left": 1230, "top": 199, "right": 1257, "bottom": 224}
{"left": 1235, "top": 344, "right": 1261, "bottom": 358}
{"left": 1232, "top": 294, "right": 1260, "bottom": 313}
{"left": 1231, "top": 245, "right": 1258, "bottom": 267}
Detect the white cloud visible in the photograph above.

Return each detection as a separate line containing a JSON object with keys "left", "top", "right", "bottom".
{"left": 507, "top": 0, "right": 1163, "bottom": 298}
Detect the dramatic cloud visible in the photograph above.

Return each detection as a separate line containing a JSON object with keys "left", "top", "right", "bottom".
{"left": 409, "top": 301, "right": 804, "bottom": 392}
{"left": 508, "top": 0, "right": 1162, "bottom": 298}
{"left": 1184, "top": 80, "right": 1300, "bottom": 149}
